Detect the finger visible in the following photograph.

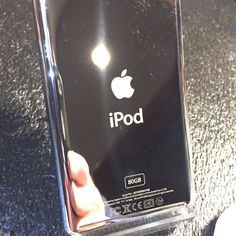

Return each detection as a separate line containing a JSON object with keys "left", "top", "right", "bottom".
{"left": 64, "top": 175, "right": 79, "bottom": 231}
{"left": 67, "top": 150, "right": 90, "bottom": 186}
{"left": 69, "top": 180, "right": 105, "bottom": 218}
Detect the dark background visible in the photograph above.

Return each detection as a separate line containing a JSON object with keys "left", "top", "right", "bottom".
{"left": 0, "top": 0, "right": 236, "bottom": 235}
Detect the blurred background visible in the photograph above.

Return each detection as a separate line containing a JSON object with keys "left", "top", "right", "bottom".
{"left": 0, "top": 0, "right": 236, "bottom": 235}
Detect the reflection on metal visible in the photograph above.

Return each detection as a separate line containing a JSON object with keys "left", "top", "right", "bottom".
{"left": 91, "top": 44, "right": 111, "bottom": 70}
{"left": 33, "top": 0, "right": 194, "bottom": 234}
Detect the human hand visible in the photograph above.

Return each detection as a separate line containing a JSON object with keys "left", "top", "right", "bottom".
{"left": 67, "top": 151, "right": 106, "bottom": 230}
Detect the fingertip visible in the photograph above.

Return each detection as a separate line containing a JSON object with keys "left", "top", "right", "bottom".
{"left": 67, "top": 150, "right": 90, "bottom": 186}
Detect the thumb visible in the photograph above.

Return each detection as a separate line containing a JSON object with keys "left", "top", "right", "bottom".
{"left": 67, "top": 150, "right": 90, "bottom": 186}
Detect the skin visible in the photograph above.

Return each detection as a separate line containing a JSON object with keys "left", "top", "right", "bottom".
{"left": 67, "top": 151, "right": 106, "bottom": 230}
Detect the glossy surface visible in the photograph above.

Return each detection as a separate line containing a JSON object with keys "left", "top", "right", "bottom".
{"left": 1, "top": 0, "right": 236, "bottom": 235}
{"left": 34, "top": 0, "right": 191, "bottom": 233}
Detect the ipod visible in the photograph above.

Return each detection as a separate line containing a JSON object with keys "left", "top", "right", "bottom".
{"left": 34, "top": 0, "right": 192, "bottom": 234}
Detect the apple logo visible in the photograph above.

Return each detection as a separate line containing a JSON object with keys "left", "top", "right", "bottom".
{"left": 111, "top": 69, "right": 135, "bottom": 99}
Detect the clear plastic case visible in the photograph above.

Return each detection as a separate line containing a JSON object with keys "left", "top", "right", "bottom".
{"left": 33, "top": 0, "right": 194, "bottom": 235}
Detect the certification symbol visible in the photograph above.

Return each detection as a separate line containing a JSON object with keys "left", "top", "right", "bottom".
{"left": 156, "top": 197, "right": 164, "bottom": 206}
{"left": 143, "top": 198, "right": 155, "bottom": 209}
{"left": 122, "top": 204, "right": 131, "bottom": 214}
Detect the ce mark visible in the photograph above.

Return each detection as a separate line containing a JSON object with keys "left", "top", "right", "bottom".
{"left": 132, "top": 201, "right": 143, "bottom": 211}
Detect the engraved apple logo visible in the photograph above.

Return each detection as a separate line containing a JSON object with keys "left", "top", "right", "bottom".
{"left": 111, "top": 69, "right": 135, "bottom": 99}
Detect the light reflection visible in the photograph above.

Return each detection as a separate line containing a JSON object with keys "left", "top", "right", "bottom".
{"left": 91, "top": 44, "right": 111, "bottom": 70}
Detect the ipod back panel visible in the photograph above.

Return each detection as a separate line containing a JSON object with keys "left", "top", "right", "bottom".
{"left": 34, "top": 0, "right": 192, "bottom": 231}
